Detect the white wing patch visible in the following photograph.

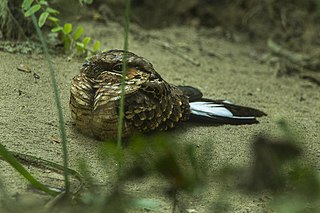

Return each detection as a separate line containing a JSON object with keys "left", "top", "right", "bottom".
{"left": 190, "top": 102, "right": 255, "bottom": 120}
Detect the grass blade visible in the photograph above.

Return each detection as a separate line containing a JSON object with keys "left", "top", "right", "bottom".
{"left": 28, "top": 7, "right": 70, "bottom": 193}
{"left": 0, "top": 143, "right": 59, "bottom": 196}
{"left": 117, "top": 0, "right": 131, "bottom": 148}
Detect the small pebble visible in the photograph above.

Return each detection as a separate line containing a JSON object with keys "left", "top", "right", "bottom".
{"left": 33, "top": 72, "right": 40, "bottom": 80}
{"left": 17, "top": 63, "right": 31, "bottom": 73}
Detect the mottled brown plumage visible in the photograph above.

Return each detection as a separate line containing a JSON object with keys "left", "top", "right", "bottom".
{"left": 70, "top": 49, "right": 267, "bottom": 140}
{"left": 70, "top": 50, "right": 190, "bottom": 139}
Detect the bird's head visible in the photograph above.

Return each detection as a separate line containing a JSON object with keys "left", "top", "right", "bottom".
{"left": 80, "top": 50, "right": 162, "bottom": 81}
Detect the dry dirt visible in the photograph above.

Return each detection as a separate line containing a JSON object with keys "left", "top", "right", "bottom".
{"left": 0, "top": 20, "right": 319, "bottom": 212}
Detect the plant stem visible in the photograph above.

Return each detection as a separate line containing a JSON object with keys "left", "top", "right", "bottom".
{"left": 29, "top": 13, "right": 70, "bottom": 193}
{"left": 117, "top": 0, "right": 131, "bottom": 148}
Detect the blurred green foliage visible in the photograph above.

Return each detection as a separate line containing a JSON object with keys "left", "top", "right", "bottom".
{"left": 225, "top": 120, "right": 320, "bottom": 212}
{"left": 3, "top": 120, "right": 319, "bottom": 213}
{"left": 0, "top": 135, "right": 208, "bottom": 212}
{"left": 21, "top": 0, "right": 101, "bottom": 55}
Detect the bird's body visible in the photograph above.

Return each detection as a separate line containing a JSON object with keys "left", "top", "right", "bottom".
{"left": 70, "top": 50, "right": 190, "bottom": 139}
{"left": 70, "top": 50, "right": 266, "bottom": 140}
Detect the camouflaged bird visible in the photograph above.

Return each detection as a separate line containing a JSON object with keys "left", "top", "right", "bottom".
{"left": 70, "top": 50, "right": 266, "bottom": 140}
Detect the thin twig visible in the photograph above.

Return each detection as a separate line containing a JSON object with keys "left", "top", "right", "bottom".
{"left": 268, "top": 38, "right": 320, "bottom": 71}
{"left": 129, "top": 26, "right": 200, "bottom": 66}
{"left": 152, "top": 39, "right": 201, "bottom": 66}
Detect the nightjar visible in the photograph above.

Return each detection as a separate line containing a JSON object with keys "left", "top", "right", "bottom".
{"left": 70, "top": 50, "right": 266, "bottom": 140}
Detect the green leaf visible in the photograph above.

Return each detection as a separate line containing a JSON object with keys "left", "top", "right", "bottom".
{"left": 82, "top": 37, "right": 91, "bottom": 47}
{"left": 22, "top": 0, "right": 34, "bottom": 10}
{"left": 24, "top": 4, "right": 41, "bottom": 17}
{"left": 0, "top": 143, "right": 59, "bottom": 196}
{"left": 76, "top": 42, "right": 85, "bottom": 48}
{"left": 38, "top": 12, "right": 49, "bottom": 28}
{"left": 72, "top": 26, "right": 84, "bottom": 40}
{"left": 63, "top": 23, "right": 73, "bottom": 34}
{"left": 51, "top": 26, "right": 63, "bottom": 32}
{"left": 48, "top": 16, "right": 60, "bottom": 23}
{"left": 46, "top": 7, "right": 60, "bottom": 14}
{"left": 39, "top": 0, "right": 48, "bottom": 6}
{"left": 76, "top": 42, "right": 85, "bottom": 53}
{"left": 132, "top": 198, "right": 161, "bottom": 210}
{"left": 93, "top": 41, "right": 101, "bottom": 52}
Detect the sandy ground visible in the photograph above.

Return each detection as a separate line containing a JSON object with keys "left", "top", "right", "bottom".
{"left": 0, "top": 21, "right": 319, "bottom": 212}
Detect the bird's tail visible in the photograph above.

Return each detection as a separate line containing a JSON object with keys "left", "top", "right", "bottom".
{"left": 177, "top": 86, "right": 267, "bottom": 125}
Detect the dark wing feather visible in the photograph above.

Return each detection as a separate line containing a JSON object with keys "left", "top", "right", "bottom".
{"left": 177, "top": 85, "right": 266, "bottom": 125}
{"left": 124, "top": 79, "right": 190, "bottom": 132}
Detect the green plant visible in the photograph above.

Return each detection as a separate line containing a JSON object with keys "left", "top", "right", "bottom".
{"left": 74, "top": 135, "right": 206, "bottom": 212}
{"left": 21, "top": 0, "right": 101, "bottom": 55}
{"left": 26, "top": 1, "right": 71, "bottom": 194}
{"left": 117, "top": 0, "right": 131, "bottom": 148}
{"left": 0, "top": 0, "right": 99, "bottom": 203}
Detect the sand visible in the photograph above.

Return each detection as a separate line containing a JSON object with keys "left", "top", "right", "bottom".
{"left": 0, "top": 21, "right": 319, "bottom": 212}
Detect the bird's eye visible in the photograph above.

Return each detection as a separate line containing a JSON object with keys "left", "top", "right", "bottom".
{"left": 112, "top": 64, "right": 123, "bottom": 72}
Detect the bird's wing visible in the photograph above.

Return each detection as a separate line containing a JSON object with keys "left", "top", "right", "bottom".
{"left": 177, "top": 85, "right": 266, "bottom": 124}
{"left": 124, "top": 79, "right": 189, "bottom": 132}
{"left": 189, "top": 100, "right": 266, "bottom": 124}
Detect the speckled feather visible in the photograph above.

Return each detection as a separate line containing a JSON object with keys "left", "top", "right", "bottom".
{"left": 70, "top": 50, "right": 190, "bottom": 139}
